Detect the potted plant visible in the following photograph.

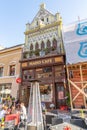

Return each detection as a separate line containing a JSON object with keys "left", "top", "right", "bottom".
{"left": 23, "top": 52, "right": 29, "bottom": 58}
{"left": 29, "top": 50, "right": 33, "bottom": 57}
{"left": 34, "top": 49, "right": 40, "bottom": 56}
{"left": 51, "top": 46, "right": 56, "bottom": 51}
{"left": 43, "top": 48, "right": 50, "bottom": 54}
{"left": 66, "top": 92, "right": 71, "bottom": 111}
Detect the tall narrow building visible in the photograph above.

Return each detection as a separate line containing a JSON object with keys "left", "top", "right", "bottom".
{"left": 20, "top": 3, "right": 66, "bottom": 108}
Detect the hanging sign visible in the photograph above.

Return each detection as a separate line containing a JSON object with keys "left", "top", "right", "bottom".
{"left": 16, "top": 77, "right": 22, "bottom": 83}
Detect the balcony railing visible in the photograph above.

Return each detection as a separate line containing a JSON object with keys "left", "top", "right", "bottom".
{"left": 23, "top": 47, "right": 61, "bottom": 59}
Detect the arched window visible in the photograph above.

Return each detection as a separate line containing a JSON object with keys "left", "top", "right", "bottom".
{"left": 41, "top": 41, "right": 45, "bottom": 50}
{"left": 53, "top": 39, "right": 57, "bottom": 49}
{"left": 35, "top": 42, "right": 39, "bottom": 50}
{"left": 30, "top": 44, "right": 33, "bottom": 50}
{"left": 47, "top": 40, "right": 51, "bottom": 48}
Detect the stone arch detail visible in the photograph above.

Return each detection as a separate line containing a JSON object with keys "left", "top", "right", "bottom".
{"left": 41, "top": 41, "right": 45, "bottom": 50}
{"left": 52, "top": 38, "right": 57, "bottom": 49}
{"left": 30, "top": 43, "right": 33, "bottom": 50}
{"left": 35, "top": 42, "right": 39, "bottom": 50}
{"left": 47, "top": 40, "right": 51, "bottom": 48}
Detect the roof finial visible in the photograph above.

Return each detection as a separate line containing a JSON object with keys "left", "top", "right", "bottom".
{"left": 40, "top": 3, "right": 46, "bottom": 9}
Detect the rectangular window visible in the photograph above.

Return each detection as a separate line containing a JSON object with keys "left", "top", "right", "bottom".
{"left": 41, "top": 18, "right": 44, "bottom": 21}
{"left": 40, "top": 84, "right": 53, "bottom": 102}
{"left": 9, "top": 65, "right": 15, "bottom": 76}
{"left": 0, "top": 84, "right": 11, "bottom": 98}
{"left": 0, "top": 67, "right": 3, "bottom": 77}
{"left": 47, "top": 18, "right": 48, "bottom": 22}
{"left": 43, "top": 67, "right": 52, "bottom": 73}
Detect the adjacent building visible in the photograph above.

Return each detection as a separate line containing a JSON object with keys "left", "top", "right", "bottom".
{"left": 63, "top": 19, "right": 87, "bottom": 109}
{"left": 20, "top": 4, "right": 67, "bottom": 108}
{"left": 0, "top": 44, "right": 23, "bottom": 100}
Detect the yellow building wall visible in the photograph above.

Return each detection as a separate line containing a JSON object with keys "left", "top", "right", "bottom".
{"left": 0, "top": 46, "right": 23, "bottom": 98}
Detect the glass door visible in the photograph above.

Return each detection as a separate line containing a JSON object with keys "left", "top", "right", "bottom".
{"left": 55, "top": 83, "right": 65, "bottom": 108}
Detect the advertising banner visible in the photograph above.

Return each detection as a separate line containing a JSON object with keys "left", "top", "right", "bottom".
{"left": 63, "top": 19, "right": 87, "bottom": 64}
{"left": 58, "top": 91, "right": 64, "bottom": 99}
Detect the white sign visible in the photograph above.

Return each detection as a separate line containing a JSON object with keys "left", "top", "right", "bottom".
{"left": 63, "top": 19, "right": 87, "bottom": 64}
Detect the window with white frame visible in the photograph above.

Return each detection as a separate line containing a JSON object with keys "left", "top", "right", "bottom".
{"left": 9, "top": 65, "right": 15, "bottom": 76}
{"left": 0, "top": 67, "right": 3, "bottom": 77}
{"left": 0, "top": 84, "right": 11, "bottom": 98}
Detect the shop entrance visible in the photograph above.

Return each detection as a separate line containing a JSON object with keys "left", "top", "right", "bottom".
{"left": 55, "top": 83, "right": 65, "bottom": 108}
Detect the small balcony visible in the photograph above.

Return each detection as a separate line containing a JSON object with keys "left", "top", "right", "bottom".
{"left": 23, "top": 47, "right": 60, "bottom": 59}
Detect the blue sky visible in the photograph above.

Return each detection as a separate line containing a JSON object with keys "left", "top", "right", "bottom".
{"left": 0, "top": 0, "right": 87, "bottom": 47}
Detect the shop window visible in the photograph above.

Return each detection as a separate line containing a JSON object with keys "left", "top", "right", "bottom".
{"left": 40, "top": 84, "right": 52, "bottom": 102}
{"left": 43, "top": 67, "right": 52, "bottom": 73}
{"left": 0, "top": 84, "right": 11, "bottom": 99}
{"left": 56, "top": 84, "right": 65, "bottom": 106}
{"left": 23, "top": 70, "right": 33, "bottom": 80}
{"left": 25, "top": 75, "right": 27, "bottom": 79}
{"left": 0, "top": 67, "right": 3, "bottom": 77}
{"left": 23, "top": 70, "right": 28, "bottom": 75}
{"left": 23, "top": 74, "right": 32, "bottom": 80}
{"left": 9, "top": 65, "right": 15, "bottom": 76}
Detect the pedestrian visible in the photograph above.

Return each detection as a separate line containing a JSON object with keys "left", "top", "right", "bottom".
{"left": 11, "top": 105, "right": 17, "bottom": 114}
{"left": 20, "top": 102, "right": 27, "bottom": 121}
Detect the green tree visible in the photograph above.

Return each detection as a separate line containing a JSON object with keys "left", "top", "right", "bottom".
{"left": 66, "top": 92, "right": 70, "bottom": 106}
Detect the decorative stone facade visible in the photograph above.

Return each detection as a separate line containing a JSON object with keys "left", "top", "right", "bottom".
{"left": 20, "top": 4, "right": 66, "bottom": 108}
{"left": 23, "top": 3, "right": 64, "bottom": 58}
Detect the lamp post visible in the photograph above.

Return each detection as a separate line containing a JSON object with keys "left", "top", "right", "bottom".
{"left": 27, "top": 79, "right": 44, "bottom": 130}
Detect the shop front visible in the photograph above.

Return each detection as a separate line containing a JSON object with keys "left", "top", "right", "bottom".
{"left": 20, "top": 54, "right": 67, "bottom": 108}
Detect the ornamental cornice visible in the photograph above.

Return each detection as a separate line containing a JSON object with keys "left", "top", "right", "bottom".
{"left": 24, "top": 21, "right": 62, "bottom": 35}
{"left": 28, "top": 27, "right": 57, "bottom": 38}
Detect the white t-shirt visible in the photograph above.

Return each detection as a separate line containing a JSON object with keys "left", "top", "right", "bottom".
{"left": 21, "top": 106, "right": 27, "bottom": 120}
{"left": 0, "top": 109, "right": 6, "bottom": 119}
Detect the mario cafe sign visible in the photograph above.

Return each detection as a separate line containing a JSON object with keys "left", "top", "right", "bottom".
{"left": 29, "top": 58, "right": 52, "bottom": 66}
{"left": 22, "top": 57, "right": 63, "bottom": 67}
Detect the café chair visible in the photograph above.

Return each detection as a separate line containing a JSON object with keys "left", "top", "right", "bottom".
{"left": 46, "top": 115, "right": 54, "bottom": 128}
{"left": 52, "top": 117, "right": 63, "bottom": 126}
{"left": 70, "top": 119, "right": 87, "bottom": 129}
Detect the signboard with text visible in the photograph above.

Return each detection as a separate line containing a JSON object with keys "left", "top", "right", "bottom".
{"left": 21, "top": 56, "right": 63, "bottom": 68}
